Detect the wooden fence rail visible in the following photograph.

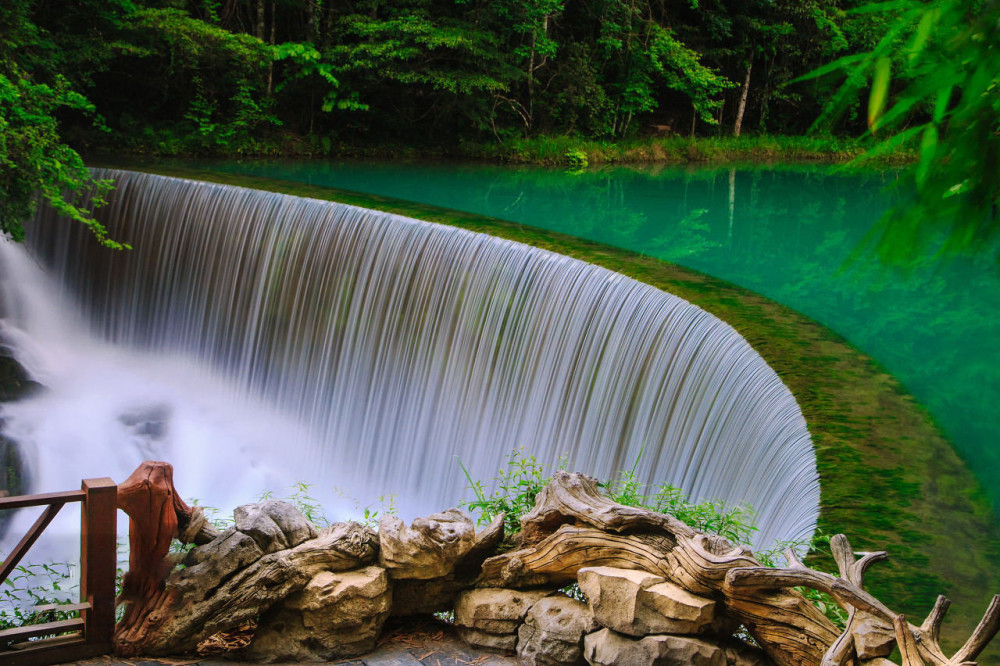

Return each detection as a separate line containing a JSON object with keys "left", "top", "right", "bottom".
{"left": 0, "top": 478, "right": 117, "bottom": 666}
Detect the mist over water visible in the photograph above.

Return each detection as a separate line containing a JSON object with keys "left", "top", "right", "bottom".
{"left": 1, "top": 170, "right": 818, "bottom": 551}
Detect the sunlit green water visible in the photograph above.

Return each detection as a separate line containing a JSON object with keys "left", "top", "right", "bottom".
{"left": 199, "top": 159, "right": 1000, "bottom": 515}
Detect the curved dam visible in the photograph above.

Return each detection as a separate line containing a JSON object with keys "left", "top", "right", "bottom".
{"left": 0, "top": 169, "right": 819, "bottom": 548}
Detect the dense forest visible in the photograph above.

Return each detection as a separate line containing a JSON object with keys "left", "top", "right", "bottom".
{"left": 0, "top": 0, "right": 997, "bottom": 251}
{"left": 4, "top": 0, "right": 891, "bottom": 153}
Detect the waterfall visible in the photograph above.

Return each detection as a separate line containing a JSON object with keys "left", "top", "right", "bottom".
{"left": 1, "top": 169, "right": 819, "bottom": 549}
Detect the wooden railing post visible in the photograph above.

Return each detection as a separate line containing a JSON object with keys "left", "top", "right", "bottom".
{"left": 80, "top": 478, "right": 117, "bottom": 655}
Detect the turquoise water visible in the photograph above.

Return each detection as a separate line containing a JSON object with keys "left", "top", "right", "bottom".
{"left": 197, "top": 160, "right": 1000, "bottom": 514}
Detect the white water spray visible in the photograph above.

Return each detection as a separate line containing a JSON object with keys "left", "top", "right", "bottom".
{"left": 1, "top": 170, "right": 819, "bottom": 549}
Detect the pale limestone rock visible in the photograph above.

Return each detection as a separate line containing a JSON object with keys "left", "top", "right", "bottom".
{"left": 234, "top": 500, "right": 318, "bottom": 553}
{"left": 583, "top": 628, "right": 725, "bottom": 666}
{"left": 379, "top": 508, "right": 477, "bottom": 579}
{"left": 853, "top": 615, "right": 896, "bottom": 659}
{"left": 578, "top": 566, "right": 716, "bottom": 636}
{"left": 517, "top": 595, "right": 599, "bottom": 665}
{"left": 389, "top": 516, "right": 508, "bottom": 616}
{"left": 455, "top": 588, "right": 550, "bottom": 634}
{"left": 456, "top": 626, "right": 519, "bottom": 652}
{"left": 248, "top": 565, "right": 391, "bottom": 661}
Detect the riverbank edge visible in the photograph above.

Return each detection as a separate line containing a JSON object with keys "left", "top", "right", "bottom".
{"left": 89, "top": 162, "right": 1000, "bottom": 653}
{"left": 85, "top": 133, "right": 912, "bottom": 167}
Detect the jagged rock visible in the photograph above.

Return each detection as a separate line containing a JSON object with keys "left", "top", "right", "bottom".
{"left": 0, "top": 351, "right": 42, "bottom": 402}
{"left": 379, "top": 508, "right": 476, "bottom": 579}
{"left": 517, "top": 595, "right": 599, "bottom": 665}
{"left": 578, "top": 566, "right": 716, "bottom": 636}
{"left": 248, "top": 565, "right": 391, "bottom": 661}
{"left": 853, "top": 615, "right": 895, "bottom": 659}
{"left": 455, "top": 588, "right": 550, "bottom": 634}
{"left": 115, "top": 521, "right": 378, "bottom": 656}
{"left": 456, "top": 626, "right": 519, "bottom": 652}
{"left": 175, "top": 529, "right": 264, "bottom": 598}
{"left": 234, "top": 500, "right": 318, "bottom": 554}
{"left": 455, "top": 513, "right": 506, "bottom": 577}
{"left": 583, "top": 628, "right": 725, "bottom": 666}
{"left": 390, "top": 517, "right": 508, "bottom": 616}
{"left": 290, "top": 521, "right": 380, "bottom": 571}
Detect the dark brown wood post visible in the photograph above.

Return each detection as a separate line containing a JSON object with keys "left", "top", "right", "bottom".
{"left": 80, "top": 477, "right": 117, "bottom": 655}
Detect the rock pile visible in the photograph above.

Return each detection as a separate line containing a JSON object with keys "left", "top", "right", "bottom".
{"left": 149, "top": 498, "right": 770, "bottom": 664}
{"left": 453, "top": 568, "right": 768, "bottom": 666}
{"left": 116, "top": 466, "right": 998, "bottom": 666}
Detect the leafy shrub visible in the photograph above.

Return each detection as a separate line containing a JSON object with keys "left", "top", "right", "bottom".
{"left": 605, "top": 469, "right": 759, "bottom": 546}
{"left": 0, "top": 562, "right": 79, "bottom": 642}
{"left": 460, "top": 447, "right": 552, "bottom": 535}
{"left": 564, "top": 148, "right": 589, "bottom": 167}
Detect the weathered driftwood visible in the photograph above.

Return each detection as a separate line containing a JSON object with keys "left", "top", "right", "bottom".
{"left": 481, "top": 472, "right": 837, "bottom": 666}
{"left": 518, "top": 471, "right": 698, "bottom": 546}
{"left": 480, "top": 471, "right": 1000, "bottom": 666}
{"left": 115, "top": 461, "right": 200, "bottom": 637}
{"left": 725, "top": 535, "right": 1000, "bottom": 666}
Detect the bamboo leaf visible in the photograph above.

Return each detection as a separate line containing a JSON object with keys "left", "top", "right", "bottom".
{"left": 915, "top": 125, "right": 938, "bottom": 185}
{"left": 908, "top": 7, "right": 939, "bottom": 61}
{"left": 868, "top": 57, "right": 892, "bottom": 128}
{"left": 933, "top": 86, "right": 952, "bottom": 124}
{"left": 791, "top": 52, "right": 870, "bottom": 84}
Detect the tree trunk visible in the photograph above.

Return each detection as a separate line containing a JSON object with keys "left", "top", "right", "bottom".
{"left": 734, "top": 53, "right": 754, "bottom": 137}
{"left": 266, "top": 2, "right": 276, "bottom": 96}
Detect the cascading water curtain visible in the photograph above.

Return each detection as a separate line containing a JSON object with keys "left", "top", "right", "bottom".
{"left": 8, "top": 169, "right": 819, "bottom": 548}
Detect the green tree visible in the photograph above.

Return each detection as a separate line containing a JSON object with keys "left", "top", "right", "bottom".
{"left": 319, "top": 4, "right": 514, "bottom": 141}
{"left": 108, "top": 7, "right": 277, "bottom": 154}
{"left": 0, "top": 3, "right": 120, "bottom": 248}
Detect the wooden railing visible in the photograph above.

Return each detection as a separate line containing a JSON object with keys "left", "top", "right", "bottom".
{"left": 0, "top": 479, "right": 117, "bottom": 666}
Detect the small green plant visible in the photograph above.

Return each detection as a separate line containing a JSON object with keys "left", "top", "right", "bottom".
{"left": 647, "top": 485, "right": 759, "bottom": 546}
{"left": 283, "top": 482, "right": 329, "bottom": 528}
{"left": 360, "top": 494, "right": 398, "bottom": 529}
{"left": 0, "top": 561, "right": 79, "bottom": 639}
{"left": 459, "top": 448, "right": 553, "bottom": 534}
{"left": 602, "top": 450, "right": 760, "bottom": 546}
{"left": 564, "top": 148, "right": 589, "bottom": 168}
{"left": 255, "top": 482, "right": 331, "bottom": 528}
